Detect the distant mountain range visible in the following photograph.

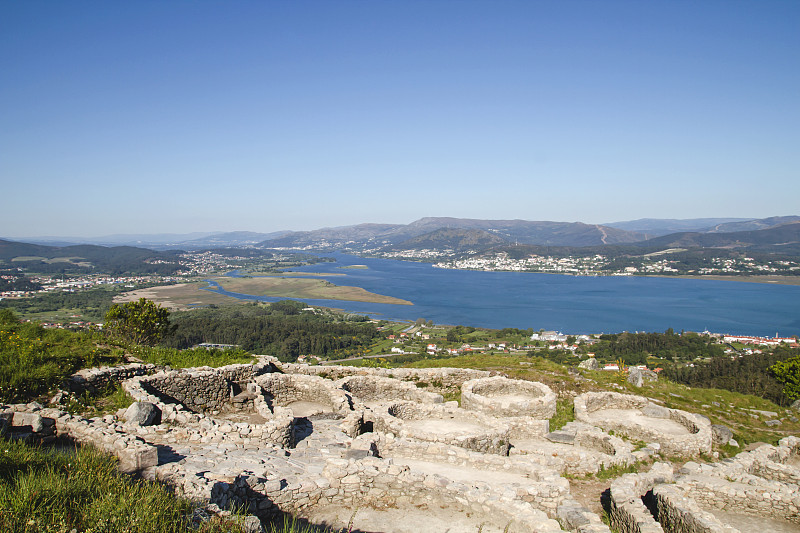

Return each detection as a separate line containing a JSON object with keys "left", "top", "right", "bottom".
{"left": 630, "top": 221, "right": 800, "bottom": 253}
{"left": 4, "top": 215, "right": 799, "bottom": 256}
{"left": 605, "top": 216, "right": 800, "bottom": 237}
{"left": 257, "top": 217, "right": 649, "bottom": 250}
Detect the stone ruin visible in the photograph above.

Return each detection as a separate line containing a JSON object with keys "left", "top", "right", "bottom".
{"left": 574, "top": 391, "right": 712, "bottom": 457}
{"left": 1, "top": 359, "right": 797, "bottom": 533}
{"left": 462, "top": 375, "right": 556, "bottom": 419}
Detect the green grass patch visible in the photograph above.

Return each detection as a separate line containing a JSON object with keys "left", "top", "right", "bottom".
{"left": 132, "top": 346, "right": 256, "bottom": 368}
{"left": 0, "top": 310, "right": 123, "bottom": 403}
{"left": 549, "top": 397, "right": 575, "bottom": 431}
{"left": 64, "top": 383, "right": 135, "bottom": 416}
{"left": 0, "top": 437, "right": 245, "bottom": 533}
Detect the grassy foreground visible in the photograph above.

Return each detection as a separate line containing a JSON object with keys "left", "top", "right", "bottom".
{"left": 0, "top": 438, "right": 245, "bottom": 533}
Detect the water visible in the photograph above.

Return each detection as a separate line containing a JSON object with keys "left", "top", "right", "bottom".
{"left": 206, "top": 253, "right": 800, "bottom": 336}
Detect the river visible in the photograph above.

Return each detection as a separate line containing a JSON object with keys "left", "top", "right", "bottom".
{"left": 205, "top": 253, "right": 800, "bottom": 336}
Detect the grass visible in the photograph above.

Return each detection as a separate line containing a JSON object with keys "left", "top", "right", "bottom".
{"left": 131, "top": 346, "right": 256, "bottom": 368}
{"left": 0, "top": 311, "right": 123, "bottom": 403}
{"left": 63, "top": 383, "right": 135, "bottom": 416}
{"left": 0, "top": 437, "right": 245, "bottom": 533}
{"left": 549, "top": 397, "right": 575, "bottom": 431}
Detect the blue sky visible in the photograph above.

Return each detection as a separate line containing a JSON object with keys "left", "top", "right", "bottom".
{"left": 1, "top": 1, "right": 798, "bottom": 238}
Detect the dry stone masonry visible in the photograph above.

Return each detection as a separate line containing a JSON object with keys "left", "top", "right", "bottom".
{"left": 19, "top": 358, "right": 798, "bottom": 533}
{"left": 574, "top": 391, "right": 713, "bottom": 456}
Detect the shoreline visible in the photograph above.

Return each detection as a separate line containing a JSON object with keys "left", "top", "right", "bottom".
{"left": 644, "top": 274, "right": 800, "bottom": 286}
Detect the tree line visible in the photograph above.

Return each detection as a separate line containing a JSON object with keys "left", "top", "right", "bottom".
{"left": 161, "top": 301, "right": 383, "bottom": 362}
{"left": 663, "top": 344, "right": 800, "bottom": 406}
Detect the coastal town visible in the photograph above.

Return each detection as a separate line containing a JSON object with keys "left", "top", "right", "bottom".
{"left": 430, "top": 251, "right": 800, "bottom": 277}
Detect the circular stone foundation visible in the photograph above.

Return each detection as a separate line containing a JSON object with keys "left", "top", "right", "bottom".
{"left": 574, "top": 392, "right": 712, "bottom": 456}
{"left": 254, "top": 374, "right": 353, "bottom": 418}
{"left": 373, "top": 402, "right": 511, "bottom": 455}
{"left": 462, "top": 376, "right": 556, "bottom": 419}
{"left": 335, "top": 375, "right": 443, "bottom": 405}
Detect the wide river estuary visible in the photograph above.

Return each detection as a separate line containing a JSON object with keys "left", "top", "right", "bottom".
{"left": 212, "top": 253, "right": 800, "bottom": 336}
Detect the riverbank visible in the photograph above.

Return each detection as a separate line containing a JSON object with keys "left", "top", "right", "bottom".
{"left": 645, "top": 274, "right": 800, "bottom": 286}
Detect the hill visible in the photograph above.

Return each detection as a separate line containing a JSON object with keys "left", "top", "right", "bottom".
{"left": 633, "top": 221, "right": 800, "bottom": 253}
{"left": 258, "top": 218, "right": 647, "bottom": 250}
{"left": 0, "top": 239, "right": 183, "bottom": 275}
{"left": 606, "top": 216, "right": 800, "bottom": 237}
{"left": 388, "top": 228, "right": 509, "bottom": 252}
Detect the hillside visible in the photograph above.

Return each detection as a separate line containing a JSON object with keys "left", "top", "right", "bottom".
{"left": 388, "top": 228, "right": 509, "bottom": 252}
{"left": 258, "top": 217, "right": 647, "bottom": 250}
{"left": 0, "top": 239, "right": 183, "bottom": 275}
{"left": 634, "top": 221, "right": 800, "bottom": 253}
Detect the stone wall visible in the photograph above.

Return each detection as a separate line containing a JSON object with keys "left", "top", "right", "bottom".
{"left": 124, "top": 364, "right": 295, "bottom": 449}
{"left": 676, "top": 460, "right": 800, "bottom": 524}
{"left": 281, "top": 363, "right": 492, "bottom": 392}
{"left": 133, "top": 361, "right": 275, "bottom": 414}
{"left": 574, "top": 392, "right": 712, "bottom": 456}
{"left": 462, "top": 376, "right": 557, "bottom": 419}
{"left": 372, "top": 401, "right": 512, "bottom": 455}
{"left": 653, "top": 484, "right": 740, "bottom": 533}
{"left": 369, "top": 434, "right": 570, "bottom": 515}
{"left": 335, "top": 375, "right": 444, "bottom": 404}
{"left": 68, "top": 363, "right": 160, "bottom": 393}
{"left": 203, "top": 456, "right": 569, "bottom": 533}
{"left": 608, "top": 462, "right": 674, "bottom": 533}
{"left": 254, "top": 373, "right": 354, "bottom": 417}
{"left": 1, "top": 403, "right": 158, "bottom": 473}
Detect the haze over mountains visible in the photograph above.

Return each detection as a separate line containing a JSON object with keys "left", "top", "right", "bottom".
{"left": 5, "top": 215, "right": 800, "bottom": 254}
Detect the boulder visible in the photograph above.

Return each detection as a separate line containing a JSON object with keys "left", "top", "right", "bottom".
{"left": 124, "top": 402, "right": 161, "bottom": 426}
{"left": 790, "top": 399, "right": 800, "bottom": 412}
{"left": 641, "top": 403, "right": 671, "bottom": 419}
{"left": 578, "top": 357, "right": 599, "bottom": 370}
{"left": 711, "top": 424, "right": 733, "bottom": 445}
{"left": 627, "top": 367, "right": 657, "bottom": 387}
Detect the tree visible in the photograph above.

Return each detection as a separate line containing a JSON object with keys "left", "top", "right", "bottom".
{"left": 446, "top": 329, "right": 459, "bottom": 343}
{"left": 770, "top": 356, "right": 800, "bottom": 401}
{"left": 104, "top": 298, "right": 172, "bottom": 346}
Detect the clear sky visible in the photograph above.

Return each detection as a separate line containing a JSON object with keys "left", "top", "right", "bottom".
{"left": 1, "top": 1, "right": 798, "bottom": 238}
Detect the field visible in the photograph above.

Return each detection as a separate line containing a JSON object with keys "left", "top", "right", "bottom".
{"left": 115, "top": 278, "right": 412, "bottom": 309}
{"left": 214, "top": 277, "right": 412, "bottom": 305}
{"left": 113, "top": 282, "right": 236, "bottom": 310}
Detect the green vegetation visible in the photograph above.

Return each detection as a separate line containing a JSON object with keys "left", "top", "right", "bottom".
{"left": 163, "top": 301, "right": 384, "bottom": 362}
{"left": 592, "top": 330, "right": 723, "bottom": 364}
{"left": 770, "top": 355, "right": 800, "bottom": 401}
{"left": 0, "top": 309, "right": 122, "bottom": 404}
{"left": 104, "top": 298, "right": 173, "bottom": 346}
{"left": 664, "top": 344, "right": 800, "bottom": 406}
{"left": 131, "top": 346, "right": 255, "bottom": 368}
{"left": 0, "top": 240, "right": 184, "bottom": 276}
{"left": 0, "top": 285, "right": 127, "bottom": 322}
{"left": 549, "top": 397, "right": 575, "bottom": 431}
{"left": 0, "top": 437, "right": 245, "bottom": 533}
